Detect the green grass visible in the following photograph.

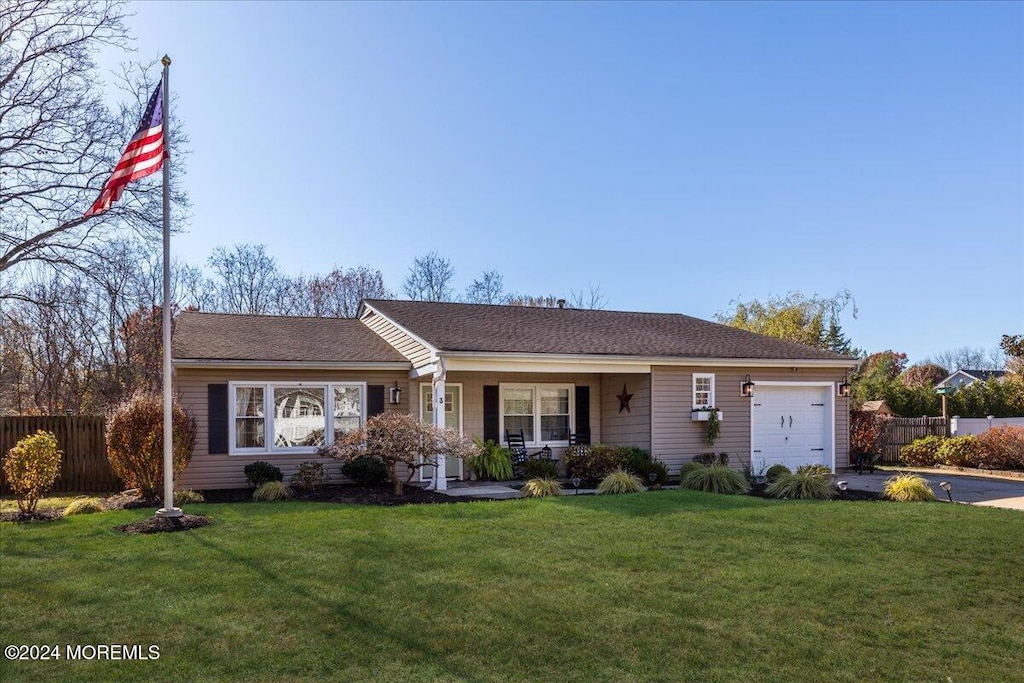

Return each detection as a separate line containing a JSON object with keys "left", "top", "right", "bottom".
{"left": 1, "top": 491, "right": 1023, "bottom": 683}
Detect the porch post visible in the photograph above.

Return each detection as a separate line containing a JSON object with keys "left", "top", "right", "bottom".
{"left": 432, "top": 357, "right": 447, "bottom": 491}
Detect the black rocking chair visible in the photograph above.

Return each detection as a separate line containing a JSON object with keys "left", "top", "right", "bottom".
{"left": 505, "top": 430, "right": 558, "bottom": 478}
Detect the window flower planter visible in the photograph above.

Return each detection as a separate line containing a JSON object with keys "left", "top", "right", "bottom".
{"left": 691, "top": 409, "right": 723, "bottom": 422}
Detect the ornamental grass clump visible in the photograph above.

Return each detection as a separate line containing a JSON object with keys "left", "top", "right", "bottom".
{"left": 174, "top": 489, "right": 205, "bottom": 506}
{"left": 597, "top": 469, "right": 645, "bottom": 495}
{"left": 4, "top": 430, "right": 62, "bottom": 516}
{"left": 766, "top": 467, "right": 835, "bottom": 500}
{"left": 520, "top": 478, "right": 563, "bottom": 498}
{"left": 679, "top": 463, "right": 750, "bottom": 495}
{"left": 253, "top": 481, "right": 293, "bottom": 502}
{"left": 765, "top": 464, "right": 792, "bottom": 483}
{"left": 882, "top": 473, "right": 936, "bottom": 502}
{"left": 63, "top": 497, "right": 104, "bottom": 516}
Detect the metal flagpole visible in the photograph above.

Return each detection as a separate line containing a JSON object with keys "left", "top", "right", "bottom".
{"left": 157, "top": 54, "right": 182, "bottom": 518}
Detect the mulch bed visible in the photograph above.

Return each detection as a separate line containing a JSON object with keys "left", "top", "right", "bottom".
{"left": 200, "top": 484, "right": 458, "bottom": 506}
{"left": 0, "top": 508, "right": 64, "bottom": 523}
{"left": 115, "top": 514, "right": 212, "bottom": 534}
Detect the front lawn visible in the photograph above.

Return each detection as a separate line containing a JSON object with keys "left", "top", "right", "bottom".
{"left": 1, "top": 491, "right": 1022, "bottom": 682}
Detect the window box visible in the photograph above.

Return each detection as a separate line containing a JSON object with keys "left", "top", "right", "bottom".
{"left": 691, "top": 409, "right": 723, "bottom": 422}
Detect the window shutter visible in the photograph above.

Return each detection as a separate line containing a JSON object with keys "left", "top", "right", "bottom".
{"left": 575, "top": 385, "right": 591, "bottom": 444}
{"left": 367, "top": 385, "right": 386, "bottom": 417}
{"left": 483, "top": 385, "right": 499, "bottom": 443}
{"left": 208, "top": 384, "right": 229, "bottom": 454}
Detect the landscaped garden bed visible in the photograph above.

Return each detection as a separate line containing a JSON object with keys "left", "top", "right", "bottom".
{"left": 201, "top": 483, "right": 458, "bottom": 506}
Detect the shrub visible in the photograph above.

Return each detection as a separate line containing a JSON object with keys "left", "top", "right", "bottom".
{"left": 563, "top": 444, "right": 628, "bottom": 484}
{"left": 106, "top": 393, "right": 197, "bottom": 500}
{"left": 622, "top": 447, "right": 669, "bottom": 485}
{"left": 253, "top": 481, "right": 293, "bottom": 502}
{"left": 63, "top": 497, "right": 104, "bottom": 516}
{"left": 977, "top": 426, "right": 1024, "bottom": 470}
{"left": 520, "top": 478, "right": 563, "bottom": 498}
{"left": 900, "top": 435, "right": 945, "bottom": 466}
{"left": 693, "top": 452, "right": 729, "bottom": 466}
{"left": 243, "top": 461, "right": 284, "bottom": 487}
{"left": 766, "top": 469, "right": 834, "bottom": 500}
{"left": 680, "top": 463, "right": 750, "bottom": 495}
{"left": 882, "top": 473, "right": 936, "bottom": 502}
{"left": 765, "top": 464, "right": 792, "bottom": 482}
{"left": 3, "top": 430, "right": 62, "bottom": 516}
{"left": 523, "top": 458, "right": 559, "bottom": 479}
{"left": 467, "top": 439, "right": 513, "bottom": 481}
{"left": 173, "top": 489, "right": 205, "bottom": 505}
{"left": 341, "top": 455, "right": 389, "bottom": 485}
{"left": 850, "top": 410, "right": 883, "bottom": 456}
{"left": 291, "top": 461, "right": 328, "bottom": 490}
{"left": 597, "top": 469, "right": 645, "bottom": 495}
{"left": 936, "top": 435, "right": 985, "bottom": 468}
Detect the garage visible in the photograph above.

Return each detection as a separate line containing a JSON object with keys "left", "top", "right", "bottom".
{"left": 751, "top": 384, "right": 834, "bottom": 473}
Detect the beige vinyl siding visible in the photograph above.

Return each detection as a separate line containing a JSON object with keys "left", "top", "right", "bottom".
{"left": 651, "top": 366, "right": 850, "bottom": 474}
{"left": 599, "top": 374, "right": 651, "bottom": 451}
{"left": 360, "top": 310, "right": 434, "bottom": 368}
{"left": 176, "top": 367, "right": 411, "bottom": 489}
{"left": 410, "top": 371, "right": 602, "bottom": 459}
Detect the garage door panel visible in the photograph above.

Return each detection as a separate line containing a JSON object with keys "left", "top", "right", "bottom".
{"left": 752, "top": 386, "right": 831, "bottom": 472}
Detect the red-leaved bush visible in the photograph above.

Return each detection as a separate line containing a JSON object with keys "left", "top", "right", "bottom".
{"left": 976, "top": 426, "right": 1024, "bottom": 471}
{"left": 850, "top": 411, "right": 883, "bottom": 455}
{"left": 106, "top": 393, "right": 197, "bottom": 500}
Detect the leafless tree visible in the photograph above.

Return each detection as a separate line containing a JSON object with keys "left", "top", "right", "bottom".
{"left": 926, "top": 346, "right": 1005, "bottom": 372}
{"left": 205, "top": 244, "right": 288, "bottom": 314}
{"left": 306, "top": 265, "right": 391, "bottom": 317}
{"left": 465, "top": 269, "right": 507, "bottom": 305}
{"left": 0, "top": 1, "right": 188, "bottom": 296}
{"left": 568, "top": 283, "right": 608, "bottom": 310}
{"left": 402, "top": 251, "right": 456, "bottom": 302}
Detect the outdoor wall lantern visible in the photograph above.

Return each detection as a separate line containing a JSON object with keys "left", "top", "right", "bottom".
{"left": 939, "top": 481, "right": 953, "bottom": 503}
{"left": 740, "top": 374, "right": 755, "bottom": 398}
{"left": 389, "top": 382, "right": 402, "bottom": 405}
{"left": 837, "top": 372, "right": 852, "bottom": 398}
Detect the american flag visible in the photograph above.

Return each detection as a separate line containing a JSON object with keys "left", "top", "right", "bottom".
{"left": 85, "top": 82, "right": 166, "bottom": 217}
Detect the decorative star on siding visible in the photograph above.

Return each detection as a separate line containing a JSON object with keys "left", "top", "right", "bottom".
{"left": 617, "top": 384, "right": 633, "bottom": 413}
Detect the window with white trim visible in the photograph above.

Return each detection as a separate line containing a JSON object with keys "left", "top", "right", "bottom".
{"left": 229, "top": 382, "right": 365, "bottom": 454}
{"left": 693, "top": 373, "right": 715, "bottom": 408}
{"left": 501, "top": 384, "right": 574, "bottom": 445}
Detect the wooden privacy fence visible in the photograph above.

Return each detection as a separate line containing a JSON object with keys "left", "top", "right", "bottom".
{"left": 0, "top": 416, "right": 121, "bottom": 494}
{"left": 878, "top": 417, "right": 948, "bottom": 465}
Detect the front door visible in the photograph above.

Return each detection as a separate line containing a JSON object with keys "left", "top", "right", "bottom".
{"left": 419, "top": 383, "right": 463, "bottom": 480}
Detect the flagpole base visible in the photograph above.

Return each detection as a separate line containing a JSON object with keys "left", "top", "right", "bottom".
{"left": 156, "top": 507, "right": 184, "bottom": 518}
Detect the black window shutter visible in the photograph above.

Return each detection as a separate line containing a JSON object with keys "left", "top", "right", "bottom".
{"left": 367, "top": 385, "right": 386, "bottom": 417}
{"left": 483, "top": 385, "right": 499, "bottom": 443}
{"left": 208, "top": 384, "right": 229, "bottom": 454}
{"left": 575, "top": 386, "right": 591, "bottom": 444}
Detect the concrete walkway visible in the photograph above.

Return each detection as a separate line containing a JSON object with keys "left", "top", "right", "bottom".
{"left": 840, "top": 470, "right": 1024, "bottom": 511}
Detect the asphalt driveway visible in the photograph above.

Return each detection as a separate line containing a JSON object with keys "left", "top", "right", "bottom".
{"left": 840, "top": 470, "right": 1024, "bottom": 511}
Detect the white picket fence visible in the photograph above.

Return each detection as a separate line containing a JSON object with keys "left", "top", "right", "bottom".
{"left": 950, "top": 416, "right": 1024, "bottom": 436}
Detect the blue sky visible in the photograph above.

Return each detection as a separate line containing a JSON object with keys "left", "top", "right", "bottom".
{"left": 101, "top": 2, "right": 1022, "bottom": 364}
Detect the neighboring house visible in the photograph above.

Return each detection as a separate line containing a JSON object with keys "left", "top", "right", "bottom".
{"left": 934, "top": 369, "right": 1008, "bottom": 391}
{"left": 171, "top": 300, "right": 858, "bottom": 489}
{"left": 857, "top": 400, "right": 896, "bottom": 417}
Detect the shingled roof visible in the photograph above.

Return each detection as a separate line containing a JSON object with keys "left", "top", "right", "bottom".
{"left": 172, "top": 311, "right": 408, "bottom": 363}
{"left": 365, "top": 300, "right": 855, "bottom": 362}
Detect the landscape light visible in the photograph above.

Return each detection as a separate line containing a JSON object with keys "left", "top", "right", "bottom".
{"left": 939, "top": 481, "right": 953, "bottom": 502}
{"left": 837, "top": 481, "right": 848, "bottom": 492}
{"left": 571, "top": 477, "right": 581, "bottom": 495}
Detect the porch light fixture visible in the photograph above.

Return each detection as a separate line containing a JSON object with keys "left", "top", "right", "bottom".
{"left": 939, "top": 481, "right": 953, "bottom": 502}
{"left": 837, "top": 372, "right": 851, "bottom": 398}
{"left": 389, "top": 382, "right": 402, "bottom": 405}
{"left": 740, "top": 374, "right": 755, "bottom": 398}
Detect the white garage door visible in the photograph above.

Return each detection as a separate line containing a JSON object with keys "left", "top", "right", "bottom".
{"left": 752, "top": 386, "right": 831, "bottom": 473}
